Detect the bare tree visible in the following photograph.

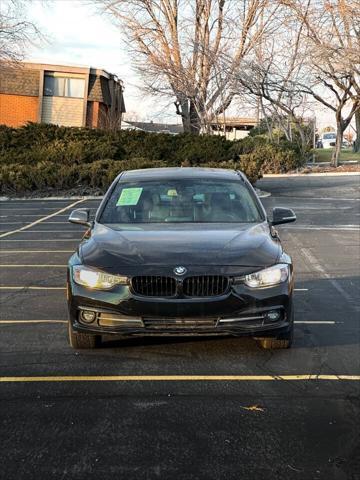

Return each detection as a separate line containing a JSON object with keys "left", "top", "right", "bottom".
{"left": 99, "top": 0, "right": 278, "bottom": 133}
{"left": 0, "top": 0, "right": 42, "bottom": 64}
{"left": 230, "top": 4, "right": 315, "bottom": 155}
{"left": 354, "top": 109, "right": 360, "bottom": 152}
{"left": 281, "top": 0, "right": 360, "bottom": 166}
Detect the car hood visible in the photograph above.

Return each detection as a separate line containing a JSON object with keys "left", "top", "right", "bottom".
{"left": 79, "top": 223, "right": 281, "bottom": 272}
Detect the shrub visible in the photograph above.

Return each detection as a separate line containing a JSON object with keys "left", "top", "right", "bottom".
{"left": 237, "top": 144, "right": 303, "bottom": 179}
{"left": 0, "top": 123, "right": 304, "bottom": 194}
{"left": 229, "top": 135, "right": 268, "bottom": 156}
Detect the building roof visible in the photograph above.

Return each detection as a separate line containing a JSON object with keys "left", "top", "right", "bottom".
{"left": 210, "top": 117, "right": 257, "bottom": 127}
{"left": 124, "top": 121, "right": 183, "bottom": 134}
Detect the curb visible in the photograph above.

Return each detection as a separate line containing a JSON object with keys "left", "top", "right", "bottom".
{"left": 255, "top": 188, "right": 271, "bottom": 198}
{"left": 262, "top": 172, "right": 360, "bottom": 178}
{"left": 0, "top": 195, "right": 103, "bottom": 202}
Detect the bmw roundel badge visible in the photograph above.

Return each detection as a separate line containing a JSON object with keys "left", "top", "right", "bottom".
{"left": 174, "top": 266, "right": 187, "bottom": 275}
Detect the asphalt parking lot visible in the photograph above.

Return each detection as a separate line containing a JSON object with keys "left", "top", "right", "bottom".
{"left": 0, "top": 175, "right": 359, "bottom": 480}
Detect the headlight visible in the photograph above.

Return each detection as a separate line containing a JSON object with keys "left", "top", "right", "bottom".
{"left": 73, "top": 265, "right": 128, "bottom": 290}
{"left": 244, "top": 264, "right": 289, "bottom": 288}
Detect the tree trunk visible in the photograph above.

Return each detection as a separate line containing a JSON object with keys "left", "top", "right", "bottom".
{"left": 354, "top": 109, "right": 360, "bottom": 153}
{"left": 176, "top": 98, "right": 190, "bottom": 133}
{"left": 189, "top": 100, "right": 201, "bottom": 134}
{"left": 331, "top": 121, "right": 343, "bottom": 167}
{"left": 297, "top": 124, "right": 307, "bottom": 156}
{"left": 175, "top": 98, "right": 201, "bottom": 134}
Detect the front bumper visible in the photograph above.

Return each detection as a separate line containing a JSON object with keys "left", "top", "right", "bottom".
{"left": 67, "top": 272, "right": 294, "bottom": 338}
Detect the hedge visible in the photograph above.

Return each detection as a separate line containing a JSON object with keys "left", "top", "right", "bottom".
{"left": 0, "top": 123, "right": 304, "bottom": 194}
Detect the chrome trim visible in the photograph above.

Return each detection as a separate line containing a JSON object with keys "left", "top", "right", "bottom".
{"left": 219, "top": 315, "right": 264, "bottom": 323}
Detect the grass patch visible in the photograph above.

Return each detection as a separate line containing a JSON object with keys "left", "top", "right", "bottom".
{"left": 312, "top": 148, "right": 360, "bottom": 163}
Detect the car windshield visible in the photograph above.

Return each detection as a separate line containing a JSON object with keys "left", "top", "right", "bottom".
{"left": 99, "top": 178, "right": 263, "bottom": 224}
{"left": 323, "top": 133, "right": 336, "bottom": 139}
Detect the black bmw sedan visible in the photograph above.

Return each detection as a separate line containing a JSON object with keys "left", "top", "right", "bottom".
{"left": 67, "top": 168, "right": 296, "bottom": 349}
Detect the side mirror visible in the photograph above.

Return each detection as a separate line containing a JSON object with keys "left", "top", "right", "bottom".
{"left": 68, "top": 209, "right": 92, "bottom": 227}
{"left": 271, "top": 207, "right": 296, "bottom": 226}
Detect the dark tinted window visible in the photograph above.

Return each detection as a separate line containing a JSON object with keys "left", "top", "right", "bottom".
{"left": 100, "top": 179, "right": 263, "bottom": 224}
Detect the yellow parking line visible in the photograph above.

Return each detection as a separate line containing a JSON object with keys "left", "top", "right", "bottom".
{"left": 0, "top": 320, "right": 67, "bottom": 324}
{"left": 0, "top": 199, "right": 85, "bottom": 239}
{"left": 0, "top": 375, "right": 359, "bottom": 382}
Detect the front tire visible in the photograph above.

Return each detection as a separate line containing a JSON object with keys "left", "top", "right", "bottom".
{"left": 68, "top": 321, "right": 100, "bottom": 349}
{"left": 256, "top": 316, "right": 294, "bottom": 350}
{"left": 257, "top": 336, "right": 292, "bottom": 349}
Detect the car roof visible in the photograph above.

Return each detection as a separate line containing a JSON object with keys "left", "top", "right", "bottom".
{"left": 120, "top": 167, "right": 244, "bottom": 182}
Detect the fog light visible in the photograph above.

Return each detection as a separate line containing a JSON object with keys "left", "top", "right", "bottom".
{"left": 80, "top": 310, "right": 97, "bottom": 324}
{"left": 265, "top": 310, "right": 281, "bottom": 323}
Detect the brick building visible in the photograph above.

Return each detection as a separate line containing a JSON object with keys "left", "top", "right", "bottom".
{"left": 0, "top": 62, "right": 126, "bottom": 129}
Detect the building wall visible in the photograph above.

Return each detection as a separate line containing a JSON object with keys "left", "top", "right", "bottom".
{"left": 0, "top": 67, "right": 39, "bottom": 96}
{"left": 88, "top": 75, "right": 110, "bottom": 104}
{"left": 212, "top": 127, "right": 253, "bottom": 141}
{"left": 41, "top": 96, "right": 84, "bottom": 127}
{"left": 0, "top": 94, "right": 39, "bottom": 127}
{"left": 86, "top": 101, "right": 100, "bottom": 128}
{"left": 0, "top": 63, "right": 124, "bottom": 129}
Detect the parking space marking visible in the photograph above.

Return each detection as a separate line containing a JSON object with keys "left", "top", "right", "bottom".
{"left": 294, "top": 321, "right": 336, "bottom": 324}
{"left": 0, "top": 250, "right": 73, "bottom": 253}
{"left": 0, "top": 286, "right": 66, "bottom": 290}
{"left": 285, "top": 225, "right": 360, "bottom": 231}
{"left": 0, "top": 214, "right": 69, "bottom": 218}
{"left": 0, "top": 375, "right": 359, "bottom": 382}
{"left": 9, "top": 221, "right": 75, "bottom": 224}
{"left": 0, "top": 208, "right": 69, "bottom": 211}
{"left": 0, "top": 265, "right": 66, "bottom": 267}
{"left": 0, "top": 207, "right": 97, "bottom": 211}
{"left": 272, "top": 196, "right": 360, "bottom": 202}
{"left": 0, "top": 230, "right": 83, "bottom": 234}
{"left": 299, "top": 246, "right": 358, "bottom": 308}
{"left": 0, "top": 239, "right": 79, "bottom": 242}
{"left": 0, "top": 199, "right": 85, "bottom": 239}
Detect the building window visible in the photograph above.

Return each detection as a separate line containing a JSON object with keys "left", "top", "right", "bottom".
{"left": 44, "top": 75, "right": 85, "bottom": 98}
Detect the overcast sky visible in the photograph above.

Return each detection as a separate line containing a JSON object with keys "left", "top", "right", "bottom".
{"left": 24, "top": 0, "right": 353, "bottom": 132}
{"left": 26, "top": 0, "right": 179, "bottom": 122}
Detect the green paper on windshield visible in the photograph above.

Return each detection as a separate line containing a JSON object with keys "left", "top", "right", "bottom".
{"left": 116, "top": 187, "right": 143, "bottom": 206}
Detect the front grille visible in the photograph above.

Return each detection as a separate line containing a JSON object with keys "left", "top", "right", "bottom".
{"left": 143, "top": 317, "right": 217, "bottom": 329}
{"left": 132, "top": 276, "right": 176, "bottom": 297}
{"left": 183, "top": 275, "right": 229, "bottom": 297}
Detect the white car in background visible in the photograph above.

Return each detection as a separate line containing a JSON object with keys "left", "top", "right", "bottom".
{"left": 319, "top": 132, "right": 336, "bottom": 148}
